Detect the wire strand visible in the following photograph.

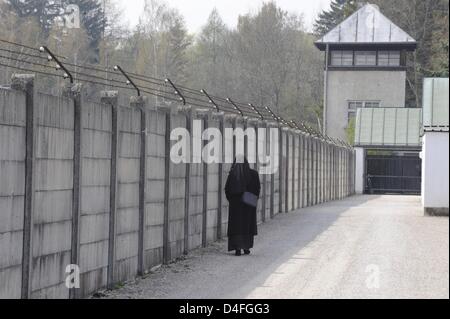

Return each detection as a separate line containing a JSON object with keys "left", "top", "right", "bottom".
{"left": 0, "top": 38, "right": 310, "bottom": 128}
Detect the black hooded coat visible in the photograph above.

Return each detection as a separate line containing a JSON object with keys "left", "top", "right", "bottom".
{"left": 225, "top": 158, "right": 261, "bottom": 251}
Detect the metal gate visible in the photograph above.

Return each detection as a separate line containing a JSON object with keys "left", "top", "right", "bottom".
{"left": 365, "top": 153, "right": 421, "bottom": 195}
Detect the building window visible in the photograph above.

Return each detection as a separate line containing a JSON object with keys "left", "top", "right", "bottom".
{"left": 354, "top": 51, "right": 377, "bottom": 66}
{"left": 348, "top": 101, "right": 363, "bottom": 124}
{"left": 364, "top": 101, "right": 381, "bottom": 108}
{"left": 348, "top": 101, "right": 380, "bottom": 124}
{"left": 378, "top": 51, "right": 401, "bottom": 66}
{"left": 329, "top": 50, "right": 403, "bottom": 68}
{"left": 330, "top": 50, "right": 353, "bottom": 66}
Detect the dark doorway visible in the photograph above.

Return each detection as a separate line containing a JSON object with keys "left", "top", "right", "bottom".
{"left": 365, "top": 151, "right": 421, "bottom": 195}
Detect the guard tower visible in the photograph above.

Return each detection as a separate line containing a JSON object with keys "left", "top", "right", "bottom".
{"left": 315, "top": 3, "right": 416, "bottom": 141}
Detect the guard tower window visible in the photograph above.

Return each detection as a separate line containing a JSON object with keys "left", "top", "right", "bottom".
{"left": 348, "top": 101, "right": 363, "bottom": 124}
{"left": 348, "top": 101, "right": 380, "bottom": 124}
{"left": 354, "top": 51, "right": 377, "bottom": 66}
{"left": 330, "top": 50, "right": 353, "bottom": 66}
{"left": 378, "top": 51, "right": 401, "bottom": 66}
{"left": 364, "top": 101, "right": 381, "bottom": 108}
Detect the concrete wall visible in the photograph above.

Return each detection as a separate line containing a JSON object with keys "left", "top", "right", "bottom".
{"left": 0, "top": 88, "right": 26, "bottom": 299}
{"left": 115, "top": 105, "right": 141, "bottom": 284}
{"left": 32, "top": 92, "right": 74, "bottom": 299}
{"left": 326, "top": 70, "right": 406, "bottom": 140}
{"left": 144, "top": 109, "right": 166, "bottom": 269}
{"left": 0, "top": 77, "right": 356, "bottom": 299}
{"left": 79, "top": 100, "right": 111, "bottom": 296}
{"left": 421, "top": 132, "right": 449, "bottom": 216}
{"left": 168, "top": 113, "right": 187, "bottom": 258}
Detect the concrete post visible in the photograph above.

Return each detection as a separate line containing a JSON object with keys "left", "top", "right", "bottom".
{"left": 11, "top": 74, "right": 35, "bottom": 299}
{"left": 211, "top": 111, "right": 225, "bottom": 239}
{"left": 286, "top": 130, "right": 292, "bottom": 212}
{"left": 196, "top": 109, "right": 211, "bottom": 248}
{"left": 314, "top": 138, "right": 318, "bottom": 205}
{"left": 314, "top": 137, "right": 320, "bottom": 205}
{"left": 298, "top": 133, "right": 303, "bottom": 209}
{"left": 243, "top": 117, "right": 249, "bottom": 160}
{"left": 334, "top": 146, "right": 337, "bottom": 200}
{"left": 224, "top": 114, "right": 238, "bottom": 159}
{"left": 64, "top": 83, "right": 83, "bottom": 299}
{"left": 330, "top": 145, "right": 334, "bottom": 201}
{"left": 235, "top": 116, "right": 246, "bottom": 158}
{"left": 101, "top": 91, "right": 119, "bottom": 290}
{"left": 246, "top": 118, "right": 261, "bottom": 219}
{"left": 345, "top": 149, "right": 349, "bottom": 197}
{"left": 178, "top": 105, "right": 193, "bottom": 252}
{"left": 304, "top": 134, "right": 309, "bottom": 207}
{"left": 324, "top": 142, "right": 328, "bottom": 202}
{"left": 319, "top": 140, "right": 325, "bottom": 203}
{"left": 307, "top": 135, "right": 312, "bottom": 207}
{"left": 259, "top": 120, "right": 267, "bottom": 222}
{"left": 245, "top": 118, "right": 259, "bottom": 169}
{"left": 325, "top": 142, "right": 328, "bottom": 201}
{"left": 327, "top": 143, "right": 331, "bottom": 201}
{"left": 302, "top": 134, "right": 306, "bottom": 208}
{"left": 223, "top": 113, "right": 238, "bottom": 233}
{"left": 338, "top": 147, "right": 341, "bottom": 199}
{"left": 266, "top": 121, "right": 278, "bottom": 219}
{"left": 281, "top": 127, "right": 289, "bottom": 213}
{"left": 340, "top": 148, "right": 343, "bottom": 199}
{"left": 353, "top": 150, "right": 356, "bottom": 194}
{"left": 312, "top": 136, "right": 315, "bottom": 205}
{"left": 316, "top": 139, "right": 320, "bottom": 204}
{"left": 278, "top": 127, "right": 284, "bottom": 214}
{"left": 309, "top": 137, "right": 313, "bottom": 206}
{"left": 317, "top": 139, "right": 321, "bottom": 204}
{"left": 342, "top": 148, "right": 345, "bottom": 198}
{"left": 322, "top": 141, "right": 325, "bottom": 203}
{"left": 292, "top": 130, "right": 297, "bottom": 211}
{"left": 335, "top": 146, "right": 338, "bottom": 200}
{"left": 349, "top": 150, "right": 352, "bottom": 196}
{"left": 158, "top": 103, "right": 172, "bottom": 264}
{"left": 130, "top": 96, "right": 148, "bottom": 276}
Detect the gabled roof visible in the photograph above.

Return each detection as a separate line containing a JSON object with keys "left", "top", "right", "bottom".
{"left": 315, "top": 4, "right": 416, "bottom": 50}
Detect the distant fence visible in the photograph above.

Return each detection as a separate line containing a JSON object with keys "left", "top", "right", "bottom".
{"left": 0, "top": 75, "right": 355, "bottom": 299}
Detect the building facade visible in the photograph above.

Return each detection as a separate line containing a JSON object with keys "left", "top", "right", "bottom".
{"left": 315, "top": 4, "right": 416, "bottom": 141}
{"left": 421, "top": 78, "right": 449, "bottom": 216}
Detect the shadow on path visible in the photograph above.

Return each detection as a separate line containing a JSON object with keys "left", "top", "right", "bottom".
{"left": 102, "top": 195, "right": 384, "bottom": 299}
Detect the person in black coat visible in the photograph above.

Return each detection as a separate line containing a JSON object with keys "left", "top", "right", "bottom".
{"left": 225, "top": 156, "right": 261, "bottom": 256}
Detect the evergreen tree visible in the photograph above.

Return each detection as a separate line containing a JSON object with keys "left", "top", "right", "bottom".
{"left": 6, "top": 0, "right": 62, "bottom": 33}
{"left": 69, "top": 0, "right": 106, "bottom": 50}
{"left": 313, "top": 0, "right": 359, "bottom": 36}
{"left": 6, "top": 0, "right": 106, "bottom": 49}
{"left": 166, "top": 14, "right": 191, "bottom": 83}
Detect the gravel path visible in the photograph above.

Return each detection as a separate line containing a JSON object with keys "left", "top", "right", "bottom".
{"left": 100, "top": 195, "right": 449, "bottom": 299}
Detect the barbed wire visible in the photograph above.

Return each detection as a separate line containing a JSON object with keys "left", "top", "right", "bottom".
{"left": 1, "top": 39, "right": 264, "bottom": 116}
{"left": 0, "top": 37, "right": 344, "bottom": 143}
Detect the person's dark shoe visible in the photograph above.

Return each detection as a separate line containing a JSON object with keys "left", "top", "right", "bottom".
{"left": 235, "top": 250, "right": 242, "bottom": 256}
{"left": 243, "top": 249, "right": 251, "bottom": 255}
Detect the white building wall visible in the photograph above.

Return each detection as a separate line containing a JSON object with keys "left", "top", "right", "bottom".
{"left": 354, "top": 147, "right": 365, "bottom": 194}
{"left": 326, "top": 70, "right": 406, "bottom": 140}
{"left": 421, "top": 132, "right": 449, "bottom": 215}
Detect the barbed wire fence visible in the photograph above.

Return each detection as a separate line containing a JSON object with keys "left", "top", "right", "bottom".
{"left": 0, "top": 38, "right": 351, "bottom": 147}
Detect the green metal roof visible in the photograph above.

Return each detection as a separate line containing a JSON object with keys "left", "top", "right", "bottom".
{"left": 422, "top": 78, "right": 449, "bottom": 131}
{"left": 355, "top": 107, "right": 422, "bottom": 148}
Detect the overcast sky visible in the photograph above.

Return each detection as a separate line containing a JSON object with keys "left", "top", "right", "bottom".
{"left": 116, "top": 0, "right": 331, "bottom": 33}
